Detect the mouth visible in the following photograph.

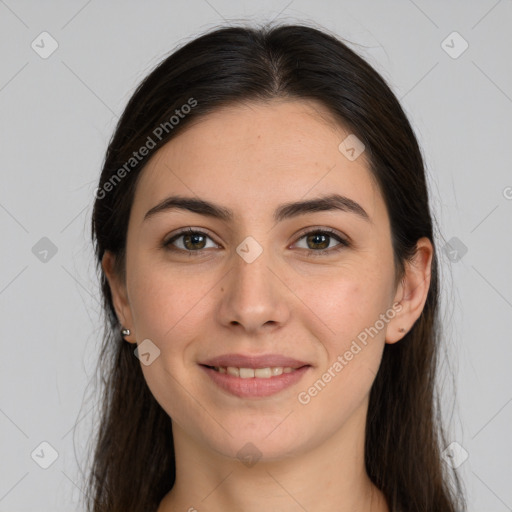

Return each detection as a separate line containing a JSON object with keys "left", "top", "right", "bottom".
{"left": 201, "top": 364, "right": 307, "bottom": 378}
{"left": 199, "top": 362, "right": 311, "bottom": 398}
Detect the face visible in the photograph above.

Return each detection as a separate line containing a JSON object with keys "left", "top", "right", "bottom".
{"left": 104, "top": 99, "right": 426, "bottom": 462}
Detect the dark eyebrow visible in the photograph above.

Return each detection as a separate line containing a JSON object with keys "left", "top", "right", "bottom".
{"left": 143, "top": 193, "right": 372, "bottom": 224}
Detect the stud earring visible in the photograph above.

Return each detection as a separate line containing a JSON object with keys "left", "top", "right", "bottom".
{"left": 121, "top": 327, "right": 131, "bottom": 337}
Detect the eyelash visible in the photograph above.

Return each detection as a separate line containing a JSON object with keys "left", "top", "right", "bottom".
{"left": 162, "top": 227, "right": 350, "bottom": 258}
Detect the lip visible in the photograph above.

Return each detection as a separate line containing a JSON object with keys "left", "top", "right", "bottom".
{"left": 200, "top": 364, "right": 311, "bottom": 398}
{"left": 200, "top": 353, "right": 310, "bottom": 369}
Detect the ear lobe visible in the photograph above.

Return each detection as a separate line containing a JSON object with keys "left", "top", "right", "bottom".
{"left": 102, "top": 251, "right": 134, "bottom": 337}
{"left": 386, "top": 237, "right": 433, "bottom": 344}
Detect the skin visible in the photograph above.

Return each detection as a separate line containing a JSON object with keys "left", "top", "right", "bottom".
{"left": 103, "top": 99, "right": 433, "bottom": 512}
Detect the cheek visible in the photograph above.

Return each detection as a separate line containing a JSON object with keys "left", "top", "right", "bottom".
{"left": 126, "top": 255, "right": 210, "bottom": 343}
{"left": 295, "top": 275, "right": 390, "bottom": 423}
{"left": 297, "top": 268, "right": 392, "bottom": 410}
{"left": 128, "top": 273, "right": 175, "bottom": 338}
{"left": 126, "top": 262, "right": 209, "bottom": 418}
{"left": 300, "top": 266, "right": 391, "bottom": 347}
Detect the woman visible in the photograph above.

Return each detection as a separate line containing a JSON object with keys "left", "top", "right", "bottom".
{"left": 87, "top": 22, "right": 466, "bottom": 511}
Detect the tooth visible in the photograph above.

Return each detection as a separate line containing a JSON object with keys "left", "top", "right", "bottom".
{"left": 220, "top": 366, "right": 296, "bottom": 377}
{"left": 239, "top": 368, "right": 255, "bottom": 378}
{"left": 254, "top": 367, "right": 272, "bottom": 378}
{"left": 227, "top": 366, "right": 240, "bottom": 377}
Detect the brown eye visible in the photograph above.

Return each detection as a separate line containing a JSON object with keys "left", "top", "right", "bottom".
{"left": 181, "top": 232, "right": 207, "bottom": 250}
{"left": 305, "top": 232, "right": 330, "bottom": 250}
{"left": 294, "top": 229, "right": 349, "bottom": 256}
{"left": 163, "top": 229, "right": 218, "bottom": 254}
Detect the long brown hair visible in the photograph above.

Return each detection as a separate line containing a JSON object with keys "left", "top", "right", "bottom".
{"left": 85, "top": 22, "right": 466, "bottom": 511}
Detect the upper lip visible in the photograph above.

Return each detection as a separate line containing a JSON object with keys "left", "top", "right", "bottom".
{"left": 200, "top": 353, "right": 311, "bottom": 369}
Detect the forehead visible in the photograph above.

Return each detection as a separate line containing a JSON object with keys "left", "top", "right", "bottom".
{"left": 130, "top": 99, "right": 385, "bottom": 226}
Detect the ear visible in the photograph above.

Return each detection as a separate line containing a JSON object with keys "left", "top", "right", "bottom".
{"left": 386, "top": 237, "right": 433, "bottom": 344}
{"left": 102, "top": 250, "right": 137, "bottom": 344}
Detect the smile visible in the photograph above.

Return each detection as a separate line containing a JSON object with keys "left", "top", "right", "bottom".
{"left": 200, "top": 364, "right": 311, "bottom": 398}
{"left": 210, "top": 365, "right": 298, "bottom": 378}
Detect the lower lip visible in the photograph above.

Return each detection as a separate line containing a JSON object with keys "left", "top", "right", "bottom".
{"left": 200, "top": 365, "right": 311, "bottom": 398}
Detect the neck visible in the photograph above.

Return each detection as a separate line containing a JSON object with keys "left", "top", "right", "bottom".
{"left": 158, "top": 400, "right": 389, "bottom": 512}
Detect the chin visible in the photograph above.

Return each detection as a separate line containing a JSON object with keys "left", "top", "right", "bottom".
{"left": 198, "top": 419, "right": 315, "bottom": 463}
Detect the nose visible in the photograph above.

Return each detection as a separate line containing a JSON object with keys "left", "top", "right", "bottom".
{"left": 217, "top": 244, "right": 291, "bottom": 334}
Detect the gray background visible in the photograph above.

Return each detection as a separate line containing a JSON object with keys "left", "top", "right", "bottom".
{"left": 1, "top": 1, "right": 511, "bottom": 510}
